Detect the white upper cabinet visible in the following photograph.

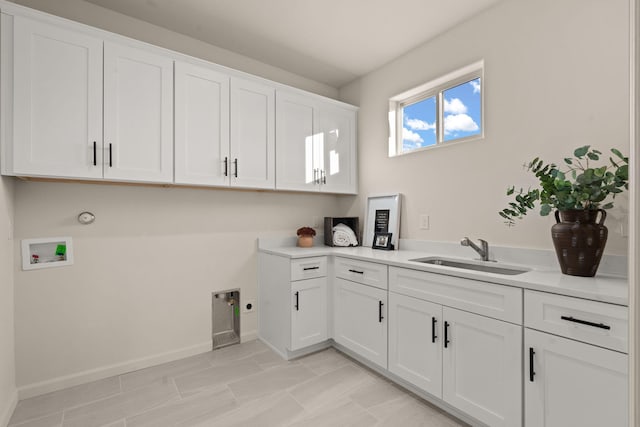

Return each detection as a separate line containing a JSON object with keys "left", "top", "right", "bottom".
{"left": 5, "top": 15, "right": 103, "bottom": 179}
{"left": 103, "top": 42, "right": 173, "bottom": 183}
{"left": 174, "top": 61, "right": 230, "bottom": 186}
{"left": 1, "top": 5, "right": 356, "bottom": 192}
{"left": 275, "top": 92, "right": 317, "bottom": 192}
{"left": 315, "top": 104, "right": 357, "bottom": 193}
{"left": 276, "top": 91, "right": 357, "bottom": 194}
{"left": 230, "top": 77, "right": 275, "bottom": 189}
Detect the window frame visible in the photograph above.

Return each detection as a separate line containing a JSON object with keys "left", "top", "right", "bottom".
{"left": 389, "top": 61, "right": 484, "bottom": 157}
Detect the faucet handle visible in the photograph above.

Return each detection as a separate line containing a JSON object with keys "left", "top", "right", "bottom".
{"left": 460, "top": 237, "right": 470, "bottom": 246}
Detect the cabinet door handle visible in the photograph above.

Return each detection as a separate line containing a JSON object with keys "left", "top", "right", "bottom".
{"left": 109, "top": 143, "right": 113, "bottom": 167}
{"left": 444, "top": 321, "right": 450, "bottom": 348}
{"left": 321, "top": 169, "right": 326, "bottom": 184}
{"left": 378, "top": 300, "right": 384, "bottom": 322}
{"left": 233, "top": 158, "right": 238, "bottom": 178}
{"left": 303, "top": 266, "right": 319, "bottom": 271}
{"left": 313, "top": 168, "right": 318, "bottom": 184}
{"left": 294, "top": 291, "right": 299, "bottom": 311}
{"left": 529, "top": 347, "right": 536, "bottom": 382}
{"left": 223, "top": 157, "right": 228, "bottom": 177}
{"left": 348, "top": 269, "right": 364, "bottom": 274}
{"left": 560, "top": 315, "right": 611, "bottom": 330}
{"left": 432, "top": 317, "right": 437, "bottom": 343}
{"left": 93, "top": 141, "right": 97, "bottom": 166}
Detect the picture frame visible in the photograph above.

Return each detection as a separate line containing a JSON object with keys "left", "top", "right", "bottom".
{"left": 372, "top": 232, "right": 394, "bottom": 250}
{"left": 363, "top": 193, "right": 401, "bottom": 250}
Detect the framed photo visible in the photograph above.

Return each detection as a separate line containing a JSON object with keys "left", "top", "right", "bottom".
{"left": 363, "top": 194, "right": 401, "bottom": 249}
{"left": 372, "top": 232, "right": 394, "bottom": 250}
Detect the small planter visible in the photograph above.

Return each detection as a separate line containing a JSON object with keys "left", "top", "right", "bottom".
{"left": 551, "top": 209, "right": 608, "bottom": 277}
{"left": 297, "top": 235, "right": 314, "bottom": 248}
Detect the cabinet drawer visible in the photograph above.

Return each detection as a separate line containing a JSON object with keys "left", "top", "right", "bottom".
{"left": 335, "top": 257, "right": 388, "bottom": 290}
{"left": 525, "top": 290, "right": 628, "bottom": 353}
{"left": 389, "top": 267, "right": 522, "bottom": 324}
{"left": 291, "top": 257, "right": 327, "bottom": 281}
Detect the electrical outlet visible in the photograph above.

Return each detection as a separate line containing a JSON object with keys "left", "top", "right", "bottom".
{"left": 419, "top": 214, "right": 430, "bottom": 230}
{"left": 243, "top": 299, "right": 256, "bottom": 313}
{"left": 620, "top": 221, "right": 628, "bottom": 237}
{"left": 312, "top": 216, "right": 321, "bottom": 228}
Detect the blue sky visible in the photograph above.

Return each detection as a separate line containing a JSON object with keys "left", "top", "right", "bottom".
{"left": 402, "top": 78, "right": 481, "bottom": 151}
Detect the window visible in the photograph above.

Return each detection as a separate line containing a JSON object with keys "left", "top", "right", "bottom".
{"left": 389, "top": 61, "right": 483, "bottom": 156}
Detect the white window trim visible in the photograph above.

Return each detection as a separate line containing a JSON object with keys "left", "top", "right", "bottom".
{"left": 389, "top": 60, "right": 484, "bottom": 157}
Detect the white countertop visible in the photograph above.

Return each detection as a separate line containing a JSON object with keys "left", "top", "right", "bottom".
{"left": 258, "top": 239, "right": 629, "bottom": 306}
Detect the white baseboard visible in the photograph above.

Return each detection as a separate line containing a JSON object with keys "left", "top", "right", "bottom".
{"left": 241, "top": 330, "right": 258, "bottom": 342}
{"left": 0, "top": 388, "right": 18, "bottom": 427}
{"left": 17, "top": 341, "right": 212, "bottom": 400}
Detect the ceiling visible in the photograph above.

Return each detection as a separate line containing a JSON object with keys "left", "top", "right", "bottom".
{"left": 84, "top": 0, "right": 503, "bottom": 88}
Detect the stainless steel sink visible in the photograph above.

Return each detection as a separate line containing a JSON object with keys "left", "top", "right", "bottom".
{"left": 410, "top": 257, "right": 530, "bottom": 275}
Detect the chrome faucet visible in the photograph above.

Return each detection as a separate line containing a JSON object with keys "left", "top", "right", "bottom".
{"left": 461, "top": 237, "right": 490, "bottom": 261}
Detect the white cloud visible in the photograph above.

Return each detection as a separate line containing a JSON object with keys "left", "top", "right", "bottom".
{"left": 470, "top": 80, "right": 481, "bottom": 94}
{"left": 405, "top": 118, "right": 435, "bottom": 131}
{"left": 444, "top": 113, "right": 479, "bottom": 134}
{"left": 402, "top": 127, "right": 423, "bottom": 144}
{"left": 443, "top": 98, "right": 468, "bottom": 114}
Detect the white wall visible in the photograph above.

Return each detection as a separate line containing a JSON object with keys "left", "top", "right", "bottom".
{"left": 339, "top": 0, "right": 630, "bottom": 255}
{"left": 13, "top": 182, "right": 343, "bottom": 393}
{"left": 0, "top": 176, "right": 15, "bottom": 425}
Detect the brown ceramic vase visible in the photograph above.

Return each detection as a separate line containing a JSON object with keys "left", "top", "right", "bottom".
{"left": 297, "top": 235, "right": 313, "bottom": 248}
{"left": 551, "top": 209, "right": 607, "bottom": 277}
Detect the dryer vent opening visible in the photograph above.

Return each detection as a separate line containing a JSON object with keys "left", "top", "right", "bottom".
{"left": 212, "top": 289, "right": 240, "bottom": 350}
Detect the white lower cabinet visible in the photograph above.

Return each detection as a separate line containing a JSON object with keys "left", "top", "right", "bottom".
{"left": 441, "top": 307, "right": 522, "bottom": 427}
{"left": 258, "top": 253, "right": 329, "bottom": 358}
{"left": 388, "top": 292, "right": 522, "bottom": 427}
{"left": 334, "top": 277, "right": 387, "bottom": 369}
{"left": 524, "top": 329, "right": 627, "bottom": 427}
{"left": 291, "top": 277, "right": 327, "bottom": 351}
{"left": 524, "top": 290, "right": 628, "bottom": 427}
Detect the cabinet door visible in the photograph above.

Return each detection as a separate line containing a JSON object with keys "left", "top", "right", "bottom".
{"left": 230, "top": 77, "right": 275, "bottom": 189}
{"left": 388, "top": 293, "right": 442, "bottom": 397}
{"left": 442, "top": 307, "right": 522, "bottom": 427}
{"left": 525, "top": 328, "right": 628, "bottom": 427}
{"left": 275, "top": 92, "right": 318, "bottom": 192}
{"left": 103, "top": 42, "right": 173, "bottom": 183}
{"left": 315, "top": 104, "right": 357, "bottom": 194}
{"left": 334, "top": 278, "right": 387, "bottom": 368}
{"left": 174, "top": 62, "right": 230, "bottom": 186}
{"left": 290, "top": 277, "right": 328, "bottom": 351}
{"left": 11, "top": 15, "right": 103, "bottom": 178}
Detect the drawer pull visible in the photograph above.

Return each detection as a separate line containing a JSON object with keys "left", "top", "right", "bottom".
{"left": 93, "top": 141, "right": 97, "bottom": 166}
{"left": 560, "top": 315, "right": 611, "bottom": 330}
{"left": 431, "top": 317, "right": 437, "bottom": 343}
{"left": 529, "top": 347, "right": 536, "bottom": 382}
{"left": 303, "top": 266, "right": 320, "bottom": 271}
{"left": 378, "top": 300, "right": 384, "bottom": 322}
{"left": 348, "top": 269, "right": 364, "bottom": 274}
{"left": 294, "top": 291, "right": 299, "bottom": 311}
{"left": 444, "top": 321, "right": 450, "bottom": 348}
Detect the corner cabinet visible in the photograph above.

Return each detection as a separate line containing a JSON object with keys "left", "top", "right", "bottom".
{"left": 275, "top": 91, "right": 357, "bottom": 194}
{"left": 333, "top": 258, "right": 388, "bottom": 368}
{"left": 258, "top": 253, "right": 329, "bottom": 359}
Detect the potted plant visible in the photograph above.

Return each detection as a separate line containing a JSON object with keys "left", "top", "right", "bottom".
{"left": 499, "top": 146, "right": 628, "bottom": 277}
{"left": 296, "top": 226, "right": 317, "bottom": 248}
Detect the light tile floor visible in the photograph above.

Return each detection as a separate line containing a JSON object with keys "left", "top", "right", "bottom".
{"left": 9, "top": 340, "right": 469, "bottom": 427}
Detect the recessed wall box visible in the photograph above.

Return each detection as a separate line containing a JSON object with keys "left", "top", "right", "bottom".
{"left": 21, "top": 237, "right": 74, "bottom": 270}
{"left": 324, "top": 217, "right": 360, "bottom": 247}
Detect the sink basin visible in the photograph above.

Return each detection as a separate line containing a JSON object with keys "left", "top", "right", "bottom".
{"left": 410, "top": 257, "right": 530, "bottom": 275}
